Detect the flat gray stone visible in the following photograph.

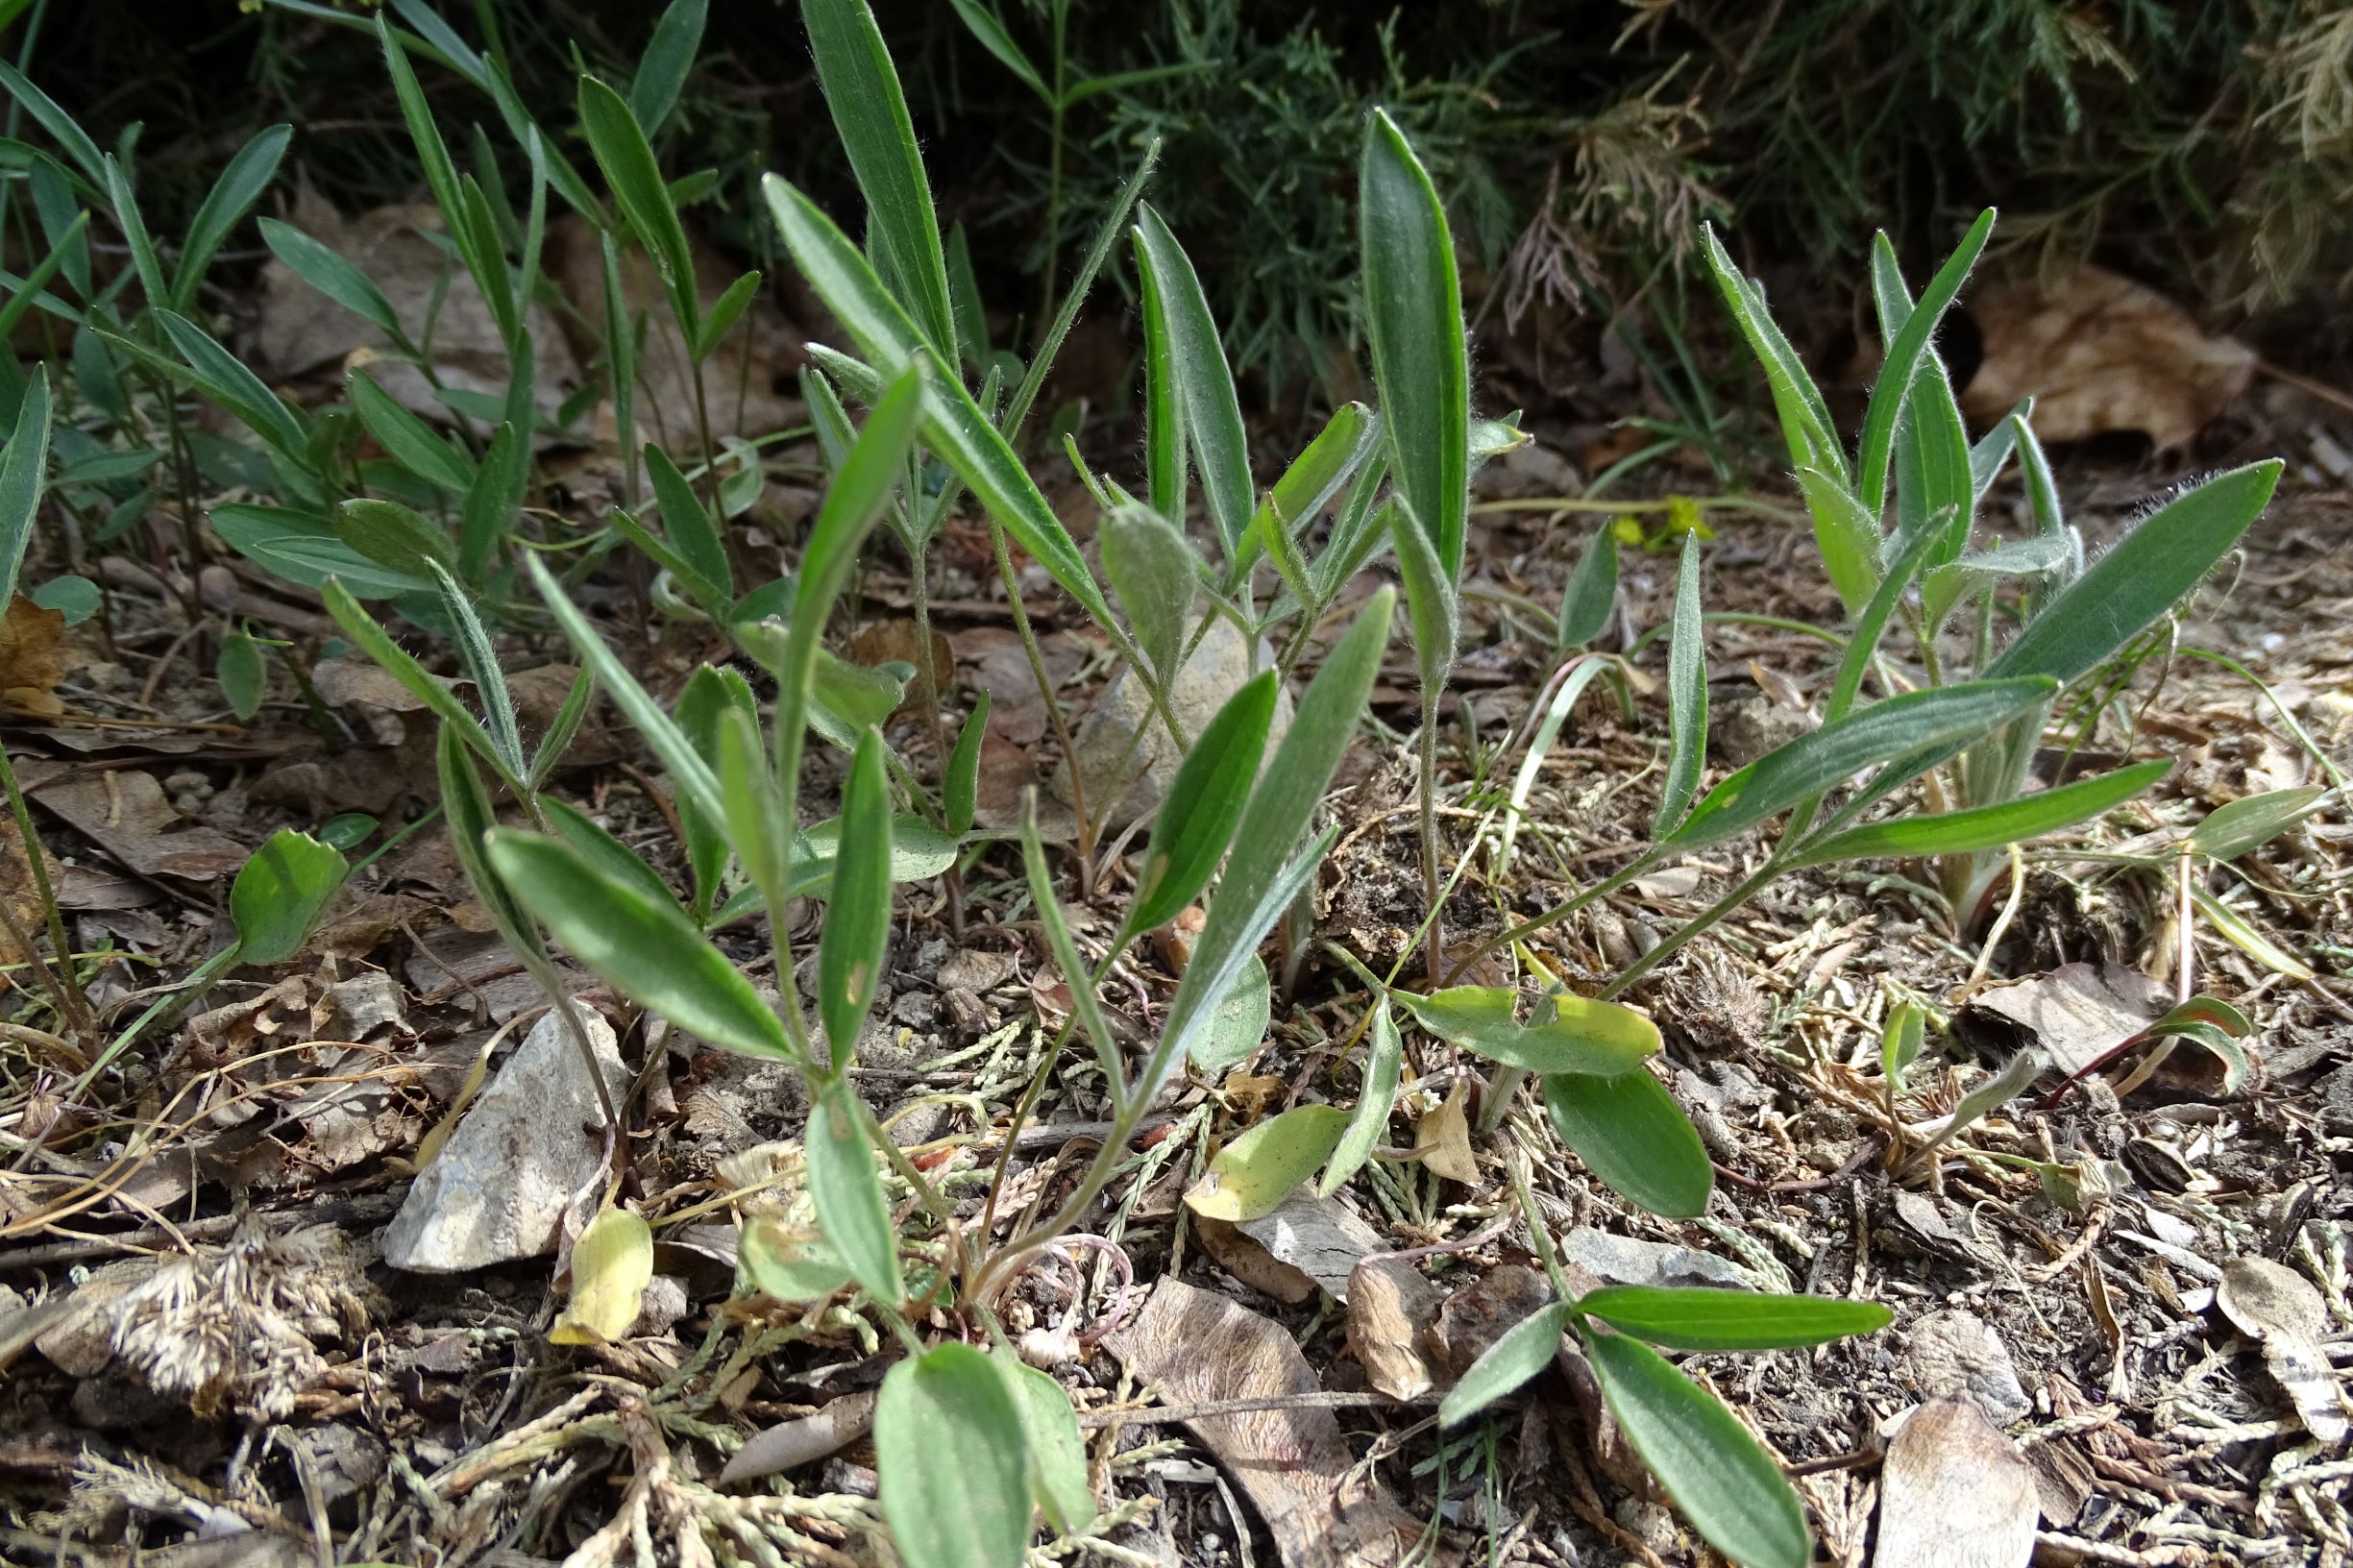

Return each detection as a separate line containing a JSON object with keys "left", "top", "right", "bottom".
{"left": 1056, "top": 616, "right": 1290, "bottom": 824}
{"left": 1556, "top": 1227, "right": 1752, "bottom": 1291}
{"left": 383, "top": 1008, "right": 625, "bottom": 1272}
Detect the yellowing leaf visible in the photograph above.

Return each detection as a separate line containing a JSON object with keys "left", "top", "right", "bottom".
{"left": 1414, "top": 1080, "right": 1480, "bottom": 1184}
{"left": 550, "top": 1206, "right": 653, "bottom": 1346}
{"left": 1185, "top": 1103, "right": 1351, "bottom": 1222}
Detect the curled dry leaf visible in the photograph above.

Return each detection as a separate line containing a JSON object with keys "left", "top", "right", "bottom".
{"left": 1873, "top": 1399, "right": 2039, "bottom": 1568}
{"left": 2216, "top": 1257, "right": 2348, "bottom": 1443}
{"left": 1414, "top": 1081, "right": 1480, "bottom": 1185}
{"left": 1347, "top": 1254, "right": 1446, "bottom": 1401}
{"left": 1961, "top": 261, "right": 2255, "bottom": 450}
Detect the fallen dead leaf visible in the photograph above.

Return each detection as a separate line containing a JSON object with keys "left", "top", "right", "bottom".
{"left": 29, "top": 766, "right": 248, "bottom": 880}
{"left": 1106, "top": 1278, "right": 1423, "bottom": 1568}
{"left": 1347, "top": 1254, "right": 1446, "bottom": 1401}
{"left": 1873, "top": 1399, "right": 2038, "bottom": 1568}
{"left": 1962, "top": 261, "right": 2255, "bottom": 450}
{"left": 1414, "top": 1081, "right": 1480, "bottom": 1184}
{"left": 1958, "top": 962, "right": 2171, "bottom": 1080}
{"left": 0, "top": 595, "right": 68, "bottom": 716}
{"left": 2217, "top": 1256, "right": 2348, "bottom": 1443}
{"left": 721, "top": 1389, "right": 880, "bottom": 1484}
{"left": 1237, "top": 1188, "right": 1388, "bottom": 1301}
{"left": 1194, "top": 1216, "right": 1317, "bottom": 1304}
{"left": 1430, "top": 1262, "right": 1554, "bottom": 1380}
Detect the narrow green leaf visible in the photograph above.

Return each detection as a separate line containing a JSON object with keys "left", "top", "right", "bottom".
{"left": 2188, "top": 887, "right": 2313, "bottom": 990}
{"left": 1986, "top": 462, "right": 2282, "bottom": 687}
{"left": 1098, "top": 504, "right": 1199, "bottom": 689}
{"left": 1670, "top": 677, "right": 2058, "bottom": 850}
{"left": 0, "top": 59, "right": 106, "bottom": 185}
{"left": 1583, "top": 1331, "right": 1810, "bottom": 1568}
{"left": 524, "top": 552, "right": 724, "bottom": 825}
{"left": 944, "top": 221, "right": 991, "bottom": 370}
{"left": 1437, "top": 1301, "right": 1572, "bottom": 1428}
{"left": 1655, "top": 530, "right": 1707, "bottom": 836}
{"left": 718, "top": 704, "right": 792, "bottom": 908}
{"left": 674, "top": 665, "right": 748, "bottom": 919}
{"left": 172, "top": 124, "right": 293, "bottom": 314}
{"left": 763, "top": 175, "right": 1114, "bottom": 631}
{"left": 0, "top": 367, "right": 52, "bottom": 608}
{"left": 628, "top": 0, "right": 709, "bottom": 136}
{"left": 1133, "top": 207, "right": 1250, "bottom": 556}
{"left": 2190, "top": 786, "right": 2328, "bottom": 862}
{"left": 1399, "top": 987, "right": 1659, "bottom": 1076}
{"left": 1557, "top": 525, "right": 1619, "bottom": 652}
{"left": 541, "top": 797, "right": 680, "bottom": 914}
{"left": 1391, "top": 499, "right": 1458, "bottom": 687}
{"left": 578, "top": 75, "right": 699, "bottom": 335}
{"left": 944, "top": 0, "right": 1046, "bottom": 98}
{"left": 1360, "top": 110, "right": 1468, "bottom": 576}
{"left": 1882, "top": 1001, "right": 1924, "bottom": 1087}
{"left": 874, "top": 1344, "right": 1029, "bottom": 1568}
{"left": 805, "top": 1080, "right": 903, "bottom": 1300}
{"left": 1871, "top": 237, "right": 1977, "bottom": 566}
{"left": 1821, "top": 512, "right": 1945, "bottom": 723}
{"left": 1154, "top": 589, "right": 1393, "bottom": 1090}
{"left": 646, "top": 443, "right": 732, "bottom": 598}
{"left": 1135, "top": 225, "right": 1188, "bottom": 523}
{"left": 1543, "top": 1070, "right": 1713, "bottom": 1218}
{"left": 427, "top": 560, "right": 524, "bottom": 778}
{"left": 216, "top": 506, "right": 428, "bottom": 598}
{"left": 944, "top": 691, "right": 990, "bottom": 837}
{"left": 486, "top": 827, "right": 797, "bottom": 1061}
{"left": 101, "top": 154, "right": 166, "bottom": 316}
{"left": 530, "top": 666, "right": 598, "bottom": 789}
{"left": 1184, "top": 1103, "right": 1352, "bottom": 1222}
{"left": 800, "top": 0, "right": 957, "bottom": 358}
{"left": 819, "top": 731, "right": 894, "bottom": 1069}
{"left": 321, "top": 576, "right": 519, "bottom": 791}
{"left": 460, "top": 422, "right": 526, "bottom": 583}
{"left": 334, "top": 497, "right": 456, "bottom": 581}
{"left": 1125, "top": 671, "right": 1276, "bottom": 939}
{"left": 217, "top": 625, "right": 265, "bottom": 718}
{"left": 437, "top": 723, "right": 539, "bottom": 954}
{"left": 1580, "top": 1286, "right": 1892, "bottom": 1352}
{"left": 1700, "top": 223, "right": 1844, "bottom": 487}
{"left": 1793, "top": 759, "right": 2169, "bottom": 867}
{"left": 1794, "top": 465, "right": 1881, "bottom": 617}
{"left": 1854, "top": 211, "right": 1994, "bottom": 520}
{"left": 1240, "top": 401, "right": 1378, "bottom": 580}
{"left": 153, "top": 310, "right": 308, "bottom": 460}
{"left": 1969, "top": 398, "right": 2031, "bottom": 502}
{"left": 228, "top": 830, "right": 349, "bottom": 965}
{"left": 350, "top": 371, "right": 474, "bottom": 493}
{"left": 1321, "top": 996, "right": 1402, "bottom": 1196}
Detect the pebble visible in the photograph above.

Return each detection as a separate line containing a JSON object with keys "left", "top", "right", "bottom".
{"left": 1901, "top": 1308, "right": 2031, "bottom": 1425}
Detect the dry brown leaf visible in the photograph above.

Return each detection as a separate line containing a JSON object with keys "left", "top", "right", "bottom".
{"left": 1106, "top": 1278, "right": 1424, "bottom": 1568}
{"left": 1873, "top": 1399, "right": 2038, "bottom": 1568}
{"left": 1962, "top": 262, "right": 2255, "bottom": 449}
{"left": 1194, "top": 1215, "right": 1317, "bottom": 1304}
{"left": 30, "top": 767, "right": 247, "bottom": 880}
{"left": 847, "top": 620, "right": 951, "bottom": 722}
{"left": 2217, "top": 1257, "right": 2348, "bottom": 1443}
{"left": 1957, "top": 962, "right": 2170, "bottom": 1080}
{"left": 1430, "top": 1263, "right": 1554, "bottom": 1380}
{"left": 1414, "top": 1081, "right": 1480, "bottom": 1184}
{"left": 1347, "top": 1255, "right": 1445, "bottom": 1401}
{"left": 1238, "top": 1189, "right": 1388, "bottom": 1301}
{"left": 721, "top": 1390, "right": 880, "bottom": 1484}
{"left": 0, "top": 595, "right": 68, "bottom": 716}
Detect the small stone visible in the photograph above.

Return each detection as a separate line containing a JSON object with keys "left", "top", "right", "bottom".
{"left": 382, "top": 1009, "right": 626, "bottom": 1272}
{"left": 1709, "top": 691, "right": 1817, "bottom": 768}
{"left": 1053, "top": 616, "right": 1291, "bottom": 823}
{"left": 1555, "top": 1228, "right": 1752, "bottom": 1291}
{"left": 162, "top": 771, "right": 210, "bottom": 796}
{"left": 1902, "top": 1309, "right": 2030, "bottom": 1425}
{"left": 636, "top": 1275, "right": 692, "bottom": 1335}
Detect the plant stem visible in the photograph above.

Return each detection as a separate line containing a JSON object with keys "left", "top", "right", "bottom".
{"left": 907, "top": 537, "right": 963, "bottom": 933}
{"left": 1596, "top": 857, "right": 1784, "bottom": 1001}
{"left": 0, "top": 744, "right": 86, "bottom": 1032}
{"left": 989, "top": 518, "right": 1092, "bottom": 864}
{"left": 1418, "top": 690, "right": 1444, "bottom": 990}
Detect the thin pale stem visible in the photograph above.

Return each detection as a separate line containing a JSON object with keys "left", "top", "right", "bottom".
{"left": 1417, "top": 691, "right": 1444, "bottom": 990}
{"left": 989, "top": 519, "right": 1093, "bottom": 864}
{"left": 1596, "top": 857, "right": 1785, "bottom": 1002}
